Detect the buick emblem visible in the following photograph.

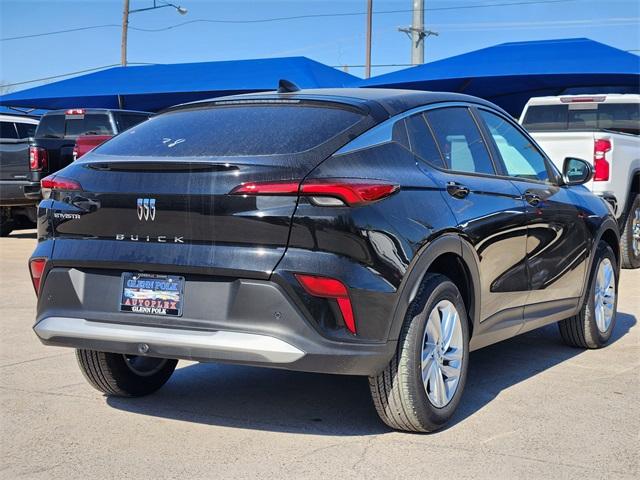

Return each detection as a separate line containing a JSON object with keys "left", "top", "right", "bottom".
{"left": 137, "top": 198, "right": 156, "bottom": 221}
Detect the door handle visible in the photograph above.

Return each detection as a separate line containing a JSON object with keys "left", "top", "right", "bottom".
{"left": 524, "top": 191, "right": 541, "bottom": 206}
{"left": 446, "top": 182, "right": 470, "bottom": 199}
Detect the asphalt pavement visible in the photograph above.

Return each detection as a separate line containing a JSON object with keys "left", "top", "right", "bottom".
{"left": 1, "top": 230, "right": 638, "bottom": 479}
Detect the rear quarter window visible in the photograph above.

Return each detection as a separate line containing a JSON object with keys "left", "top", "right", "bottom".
{"left": 94, "top": 105, "right": 364, "bottom": 157}
{"left": 16, "top": 122, "right": 37, "bottom": 138}
{"left": 115, "top": 113, "right": 151, "bottom": 133}
{"left": 35, "top": 115, "right": 65, "bottom": 139}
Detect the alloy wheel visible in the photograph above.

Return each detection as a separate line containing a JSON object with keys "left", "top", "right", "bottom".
{"left": 594, "top": 258, "right": 616, "bottom": 333}
{"left": 421, "top": 300, "right": 464, "bottom": 408}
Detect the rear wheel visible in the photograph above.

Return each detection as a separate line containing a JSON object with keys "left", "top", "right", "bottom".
{"left": 0, "top": 208, "right": 14, "bottom": 237}
{"left": 620, "top": 194, "right": 640, "bottom": 269}
{"left": 369, "top": 273, "right": 469, "bottom": 432}
{"left": 559, "top": 242, "right": 618, "bottom": 348}
{"left": 76, "top": 349, "right": 177, "bottom": 396}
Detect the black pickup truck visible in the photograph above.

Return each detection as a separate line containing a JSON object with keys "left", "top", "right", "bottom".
{"left": 1, "top": 108, "right": 151, "bottom": 236}
{"left": 0, "top": 114, "right": 40, "bottom": 236}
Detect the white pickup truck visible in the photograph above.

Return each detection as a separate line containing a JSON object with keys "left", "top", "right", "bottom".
{"left": 520, "top": 94, "right": 640, "bottom": 269}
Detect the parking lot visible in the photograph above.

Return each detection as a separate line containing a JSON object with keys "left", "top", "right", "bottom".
{"left": 0, "top": 230, "right": 638, "bottom": 479}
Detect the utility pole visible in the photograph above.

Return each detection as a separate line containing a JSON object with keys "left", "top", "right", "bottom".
{"left": 121, "top": 1, "right": 187, "bottom": 67}
{"left": 398, "top": 0, "right": 438, "bottom": 65}
{"left": 365, "top": 0, "right": 373, "bottom": 78}
{"left": 121, "top": 0, "right": 130, "bottom": 66}
{"left": 410, "top": 0, "right": 423, "bottom": 64}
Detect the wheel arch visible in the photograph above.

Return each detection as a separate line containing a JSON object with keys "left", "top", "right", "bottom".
{"left": 387, "top": 233, "right": 481, "bottom": 341}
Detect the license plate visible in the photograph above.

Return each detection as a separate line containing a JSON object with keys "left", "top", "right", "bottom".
{"left": 120, "top": 273, "right": 184, "bottom": 317}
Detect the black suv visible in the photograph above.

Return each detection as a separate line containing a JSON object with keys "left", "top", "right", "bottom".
{"left": 30, "top": 89, "right": 620, "bottom": 432}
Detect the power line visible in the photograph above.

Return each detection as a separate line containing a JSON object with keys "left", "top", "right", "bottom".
{"left": 1, "top": 63, "right": 153, "bottom": 88}
{"left": 1, "top": 0, "right": 574, "bottom": 41}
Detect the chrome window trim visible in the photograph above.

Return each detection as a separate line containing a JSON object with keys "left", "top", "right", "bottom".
{"left": 334, "top": 101, "right": 481, "bottom": 156}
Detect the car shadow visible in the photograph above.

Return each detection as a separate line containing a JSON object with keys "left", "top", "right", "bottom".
{"left": 107, "top": 311, "right": 636, "bottom": 436}
{"left": 6, "top": 230, "right": 37, "bottom": 239}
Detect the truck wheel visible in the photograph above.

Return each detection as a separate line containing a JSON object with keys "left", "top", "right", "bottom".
{"left": 369, "top": 273, "right": 469, "bottom": 432}
{"left": 620, "top": 194, "right": 640, "bottom": 269}
{"left": 559, "top": 242, "right": 618, "bottom": 349}
{"left": 0, "top": 208, "right": 13, "bottom": 237}
{"left": 76, "top": 349, "right": 177, "bottom": 397}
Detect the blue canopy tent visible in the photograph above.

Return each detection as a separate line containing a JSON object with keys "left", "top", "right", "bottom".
{"left": 360, "top": 38, "right": 640, "bottom": 117}
{"left": 0, "top": 56, "right": 358, "bottom": 112}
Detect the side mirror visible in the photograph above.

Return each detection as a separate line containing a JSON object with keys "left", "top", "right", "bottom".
{"left": 562, "top": 157, "right": 593, "bottom": 186}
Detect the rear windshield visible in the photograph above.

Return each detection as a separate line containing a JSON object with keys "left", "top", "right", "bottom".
{"left": 94, "top": 105, "right": 363, "bottom": 157}
{"left": 35, "top": 113, "right": 114, "bottom": 139}
{"left": 523, "top": 103, "right": 640, "bottom": 135}
{"left": 114, "top": 113, "right": 150, "bottom": 132}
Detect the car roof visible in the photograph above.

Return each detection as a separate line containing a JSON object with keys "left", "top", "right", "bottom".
{"left": 0, "top": 113, "right": 39, "bottom": 124}
{"left": 172, "top": 88, "right": 504, "bottom": 118}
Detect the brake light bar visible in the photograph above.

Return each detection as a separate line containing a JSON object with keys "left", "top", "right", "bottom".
{"left": 295, "top": 274, "right": 356, "bottom": 334}
{"left": 593, "top": 139, "right": 611, "bottom": 182}
{"left": 65, "top": 108, "right": 85, "bottom": 115}
{"left": 560, "top": 96, "right": 606, "bottom": 103}
{"left": 29, "top": 146, "right": 48, "bottom": 171}
{"left": 231, "top": 179, "right": 399, "bottom": 207}
{"left": 29, "top": 258, "right": 47, "bottom": 296}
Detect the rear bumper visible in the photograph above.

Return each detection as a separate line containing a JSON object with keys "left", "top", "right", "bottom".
{"left": 34, "top": 267, "right": 396, "bottom": 375}
{"left": 0, "top": 180, "right": 40, "bottom": 206}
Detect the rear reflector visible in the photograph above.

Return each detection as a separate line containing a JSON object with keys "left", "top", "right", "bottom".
{"left": 231, "top": 179, "right": 399, "bottom": 207}
{"left": 594, "top": 139, "right": 611, "bottom": 182}
{"left": 295, "top": 274, "right": 356, "bottom": 334}
{"left": 29, "top": 258, "right": 47, "bottom": 296}
{"left": 29, "top": 146, "right": 48, "bottom": 171}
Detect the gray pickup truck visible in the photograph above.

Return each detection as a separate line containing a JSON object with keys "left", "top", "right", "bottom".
{"left": 0, "top": 114, "right": 40, "bottom": 236}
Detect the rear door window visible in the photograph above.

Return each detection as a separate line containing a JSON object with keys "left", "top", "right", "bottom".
{"left": 95, "top": 104, "right": 363, "bottom": 157}
{"left": 0, "top": 121, "right": 18, "bottom": 139}
{"left": 35, "top": 115, "right": 65, "bottom": 139}
{"left": 425, "top": 108, "right": 495, "bottom": 175}
{"left": 65, "top": 114, "right": 113, "bottom": 137}
{"left": 404, "top": 113, "right": 445, "bottom": 168}
{"left": 16, "top": 122, "right": 37, "bottom": 138}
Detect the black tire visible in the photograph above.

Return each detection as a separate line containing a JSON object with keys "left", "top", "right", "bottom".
{"left": 620, "top": 194, "right": 640, "bottom": 269}
{"left": 76, "top": 349, "right": 178, "bottom": 397}
{"left": 0, "top": 208, "right": 13, "bottom": 237}
{"left": 369, "top": 273, "right": 470, "bottom": 432}
{"left": 558, "top": 243, "right": 618, "bottom": 349}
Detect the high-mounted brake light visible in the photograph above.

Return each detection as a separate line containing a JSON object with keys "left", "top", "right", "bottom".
{"left": 594, "top": 139, "right": 611, "bottom": 182}
{"left": 29, "top": 258, "right": 47, "bottom": 296}
{"left": 295, "top": 274, "right": 356, "bottom": 334}
{"left": 560, "top": 96, "right": 606, "bottom": 103}
{"left": 41, "top": 175, "right": 82, "bottom": 198}
{"left": 29, "top": 146, "right": 48, "bottom": 171}
{"left": 231, "top": 179, "right": 399, "bottom": 207}
{"left": 65, "top": 108, "right": 85, "bottom": 115}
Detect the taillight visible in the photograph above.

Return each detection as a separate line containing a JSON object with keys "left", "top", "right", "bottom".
{"left": 29, "top": 258, "right": 47, "bottom": 296}
{"left": 41, "top": 174, "right": 82, "bottom": 199}
{"left": 594, "top": 139, "right": 611, "bottom": 182}
{"left": 29, "top": 146, "right": 48, "bottom": 171}
{"left": 231, "top": 179, "right": 399, "bottom": 207}
{"left": 295, "top": 274, "right": 356, "bottom": 334}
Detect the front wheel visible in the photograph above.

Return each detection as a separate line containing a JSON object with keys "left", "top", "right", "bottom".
{"left": 76, "top": 349, "right": 178, "bottom": 396}
{"left": 620, "top": 194, "right": 640, "bottom": 269}
{"left": 369, "top": 273, "right": 469, "bottom": 432}
{"left": 559, "top": 242, "right": 618, "bottom": 348}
